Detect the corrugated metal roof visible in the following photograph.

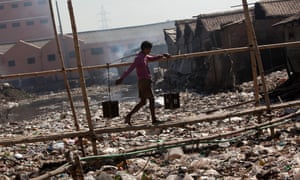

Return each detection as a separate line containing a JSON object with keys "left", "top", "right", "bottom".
{"left": 76, "top": 21, "right": 175, "bottom": 44}
{"left": 0, "top": 39, "right": 49, "bottom": 54}
{"left": 0, "top": 44, "right": 14, "bottom": 54}
{"left": 29, "top": 39, "right": 50, "bottom": 48}
{"left": 197, "top": 9, "right": 249, "bottom": 31}
{"left": 188, "top": 22, "right": 197, "bottom": 33}
{"left": 19, "top": 40, "right": 43, "bottom": 49}
{"left": 273, "top": 14, "right": 300, "bottom": 26}
{"left": 175, "top": 19, "right": 197, "bottom": 25}
{"left": 257, "top": 0, "right": 300, "bottom": 17}
{"left": 164, "top": 28, "right": 176, "bottom": 43}
{"left": 0, "top": 21, "right": 174, "bottom": 54}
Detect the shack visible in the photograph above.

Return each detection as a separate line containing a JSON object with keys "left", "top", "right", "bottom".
{"left": 269, "top": 13, "right": 300, "bottom": 101}
{"left": 163, "top": 0, "right": 300, "bottom": 91}
{"left": 273, "top": 14, "right": 300, "bottom": 76}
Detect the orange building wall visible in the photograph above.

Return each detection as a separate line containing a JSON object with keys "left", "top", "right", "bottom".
{"left": 3, "top": 41, "right": 42, "bottom": 74}
{"left": 0, "top": 0, "right": 53, "bottom": 43}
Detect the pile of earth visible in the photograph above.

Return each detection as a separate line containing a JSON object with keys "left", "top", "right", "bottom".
{"left": 0, "top": 83, "right": 32, "bottom": 102}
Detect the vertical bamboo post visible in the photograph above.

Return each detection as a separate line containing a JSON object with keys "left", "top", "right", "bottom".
{"left": 67, "top": 0, "right": 98, "bottom": 155}
{"left": 66, "top": 151, "right": 84, "bottom": 180}
{"left": 245, "top": 27, "right": 260, "bottom": 105}
{"left": 48, "top": 0, "right": 85, "bottom": 156}
{"left": 73, "top": 153, "right": 84, "bottom": 180}
{"left": 241, "top": 0, "right": 261, "bottom": 126}
{"left": 242, "top": 0, "right": 273, "bottom": 135}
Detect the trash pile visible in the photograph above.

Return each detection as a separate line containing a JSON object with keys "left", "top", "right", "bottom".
{"left": 0, "top": 83, "right": 31, "bottom": 101}
{"left": 0, "top": 70, "right": 300, "bottom": 179}
{"left": 0, "top": 83, "right": 32, "bottom": 122}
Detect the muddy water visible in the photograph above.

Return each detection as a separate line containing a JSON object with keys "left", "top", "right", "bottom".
{"left": 6, "top": 85, "right": 139, "bottom": 122}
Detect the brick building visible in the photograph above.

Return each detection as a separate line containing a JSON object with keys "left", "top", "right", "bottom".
{"left": 0, "top": 21, "right": 175, "bottom": 89}
{"left": 0, "top": 0, "right": 53, "bottom": 44}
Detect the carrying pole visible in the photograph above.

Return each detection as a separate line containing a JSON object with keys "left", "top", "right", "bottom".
{"left": 106, "top": 63, "right": 111, "bottom": 102}
{"left": 67, "top": 0, "right": 97, "bottom": 155}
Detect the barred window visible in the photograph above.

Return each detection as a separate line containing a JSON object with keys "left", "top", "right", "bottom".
{"left": 11, "top": 4, "right": 18, "bottom": 8}
{"left": 48, "top": 54, "right": 56, "bottom": 61}
{"left": 24, "top": 1, "right": 32, "bottom": 7}
{"left": 38, "top": 0, "right": 47, "bottom": 5}
{"left": 12, "top": 22, "right": 20, "bottom": 28}
{"left": 8, "top": 60, "right": 15, "bottom": 67}
{"left": 40, "top": 19, "right": 48, "bottom": 24}
{"left": 110, "top": 46, "right": 119, "bottom": 53}
{"left": 0, "top": 24, "right": 7, "bottom": 29}
{"left": 91, "top": 47, "right": 104, "bottom": 55}
{"left": 26, "top": 21, "right": 34, "bottom": 26}
{"left": 27, "top": 57, "right": 35, "bottom": 64}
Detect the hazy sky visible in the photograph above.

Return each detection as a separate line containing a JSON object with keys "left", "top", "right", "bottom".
{"left": 54, "top": 0, "right": 257, "bottom": 33}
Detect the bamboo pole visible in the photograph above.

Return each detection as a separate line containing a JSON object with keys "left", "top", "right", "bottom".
{"left": 0, "top": 99, "right": 299, "bottom": 146}
{"left": 31, "top": 109, "right": 299, "bottom": 180}
{"left": 242, "top": 0, "right": 262, "bottom": 130}
{"left": 49, "top": 0, "right": 85, "bottom": 156}
{"left": 67, "top": 0, "right": 97, "bottom": 155}
{"left": 1, "top": 41, "right": 300, "bottom": 80}
{"left": 0, "top": 69, "right": 62, "bottom": 79}
{"left": 74, "top": 153, "right": 84, "bottom": 180}
{"left": 126, "top": 110, "right": 300, "bottom": 152}
{"left": 242, "top": 0, "right": 271, "bottom": 110}
{"left": 69, "top": 153, "right": 84, "bottom": 180}
{"left": 244, "top": 18, "right": 260, "bottom": 106}
{"left": 242, "top": 0, "right": 273, "bottom": 135}
{"left": 203, "top": 99, "right": 256, "bottom": 114}
{"left": 30, "top": 165, "right": 70, "bottom": 180}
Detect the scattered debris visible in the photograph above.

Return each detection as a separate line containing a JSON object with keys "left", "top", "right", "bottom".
{"left": 0, "top": 70, "right": 299, "bottom": 179}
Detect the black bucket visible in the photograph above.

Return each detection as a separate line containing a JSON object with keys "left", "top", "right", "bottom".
{"left": 102, "top": 63, "right": 120, "bottom": 118}
{"left": 102, "top": 100, "right": 119, "bottom": 118}
{"left": 164, "top": 93, "right": 180, "bottom": 109}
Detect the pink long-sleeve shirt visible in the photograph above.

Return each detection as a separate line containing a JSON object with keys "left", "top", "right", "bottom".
{"left": 120, "top": 51, "right": 163, "bottom": 80}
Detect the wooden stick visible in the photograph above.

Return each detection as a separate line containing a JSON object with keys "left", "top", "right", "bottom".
{"left": 203, "top": 99, "right": 255, "bottom": 114}
{"left": 242, "top": 0, "right": 263, "bottom": 130}
{"left": 67, "top": 0, "right": 97, "bottom": 155}
{"left": 30, "top": 164, "right": 70, "bottom": 180}
{"left": 69, "top": 153, "right": 84, "bottom": 180}
{"left": 49, "top": 0, "right": 85, "bottom": 157}
{"left": 31, "top": 109, "right": 299, "bottom": 180}
{"left": 242, "top": 0, "right": 273, "bottom": 136}
{"left": 126, "top": 109, "right": 300, "bottom": 152}
{"left": 1, "top": 41, "right": 300, "bottom": 80}
{"left": 243, "top": 0, "right": 271, "bottom": 109}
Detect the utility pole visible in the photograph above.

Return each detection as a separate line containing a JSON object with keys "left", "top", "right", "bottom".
{"left": 98, "top": 5, "right": 109, "bottom": 29}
